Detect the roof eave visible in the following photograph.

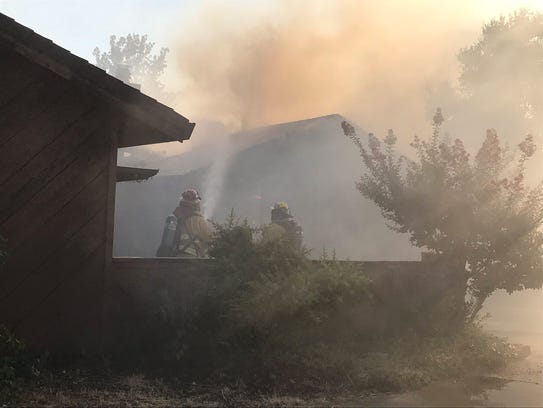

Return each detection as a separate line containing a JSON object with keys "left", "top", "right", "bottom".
{"left": 0, "top": 13, "right": 195, "bottom": 147}
{"left": 116, "top": 166, "right": 159, "bottom": 182}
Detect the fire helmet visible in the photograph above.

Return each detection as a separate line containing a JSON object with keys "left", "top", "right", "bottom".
{"left": 272, "top": 201, "right": 289, "bottom": 211}
{"left": 181, "top": 189, "right": 201, "bottom": 202}
{"left": 271, "top": 201, "right": 291, "bottom": 222}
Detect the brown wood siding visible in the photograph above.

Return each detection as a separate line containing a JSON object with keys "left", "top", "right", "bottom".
{"left": 0, "top": 67, "right": 70, "bottom": 147}
{"left": 0, "top": 106, "right": 107, "bottom": 222}
{"left": 0, "top": 172, "right": 109, "bottom": 297}
{"left": 0, "top": 47, "right": 48, "bottom": 108}
{"left": 15, "top": 243, "right": 107, "bottom": 351}
{"left": 0, "top": 84, "right": 97, "bottom": 184}
{"left": 0, "top": 48, "right": 115, "bottom": 350}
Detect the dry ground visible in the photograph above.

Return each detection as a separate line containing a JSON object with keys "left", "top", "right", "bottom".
{"left": 10, "top": 355, "right": 542, "bottom": 408}
{"left": 10, "top": 373, "right": 337, "bottom": 407}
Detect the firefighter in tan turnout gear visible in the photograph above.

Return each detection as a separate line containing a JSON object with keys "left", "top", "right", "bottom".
{"left": 156, "top": 189, "right": 213, "bottom": 258}
{"left": 262, "top": 202, "right": 303, "bottom": 251}
{"left": 172, "top": 189, "right": 213, "bottom": 257}
{"left": 173, "top": 189, "right": 213, "bottom": 257}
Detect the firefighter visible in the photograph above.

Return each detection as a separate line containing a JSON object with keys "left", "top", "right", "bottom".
{"left": 172, "top": 189, "right": 213, "bottom": 257}
{"left": 262, "top": 201, "right": 303, "bottom": 251}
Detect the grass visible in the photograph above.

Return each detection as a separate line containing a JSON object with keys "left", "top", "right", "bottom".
{"left": 13, "top": 372, "right": 315, "bottom": 407}
{"left": 7, "top": 324, "right": 529, "bottom": 407}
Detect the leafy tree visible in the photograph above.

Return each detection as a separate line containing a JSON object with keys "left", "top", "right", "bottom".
{"left": 428, "top": 9, "right": 543, "bottom": 139}
{"left": 459, "top": 9, "right": 543, "bottom": 116}
{"left": 93, "top": 34, "right": 173, "bottom": 104}
{"left": 342, "top": 109, "right": 543, "bottom": 321}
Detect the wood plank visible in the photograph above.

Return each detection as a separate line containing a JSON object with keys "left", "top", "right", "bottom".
{"left": 0, "top": 140, "right": 109, "bottom": 245}
{"left": 3, "top": 210, "right": 106, "bottom": 327}
{"left": 0, "top": 84, "right": 97, "bottom": 181}
{"left": 0, "top": 170, "right": 109, "bottom": 299}
{"left": 14, "top": 243, "right": 106, "bottom": 351}
{"left": 0, "top": 71, "right": 68, "bottom": 147}
{"left": 0, "top": 106, "right": 107, "bottom": 218}
{"left": 0, "top": 48, "right": 48, "bottom": 108}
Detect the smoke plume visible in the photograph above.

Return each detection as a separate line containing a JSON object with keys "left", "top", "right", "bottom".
{"left": 172, "top": 0, "right": 488, "bottom": 138}
{"left": 167, "top": 0, "right": 543, "bottom": 217}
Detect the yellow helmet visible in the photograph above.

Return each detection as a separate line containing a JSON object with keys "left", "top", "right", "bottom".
{"left": 272, "top": 201, "right": 289, "bottom": 211}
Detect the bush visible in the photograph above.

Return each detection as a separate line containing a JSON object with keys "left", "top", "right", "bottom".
{"left": 167, "top": 216, "right": 373, "bottom": 384}
{"left": 123, "top": 216, "right": 523, "bottom": 393}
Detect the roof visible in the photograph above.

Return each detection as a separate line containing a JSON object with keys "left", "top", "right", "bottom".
{"left": 0, "top": 13, "right": 195, "bottom": 148}
{"left": 116, "top": 166, "right": 159, "bottom": 182}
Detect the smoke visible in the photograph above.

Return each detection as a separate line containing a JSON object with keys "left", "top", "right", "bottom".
{"left": 166, "top": 0, "right": 543, "bottom": 223}
{"left": 173, "top": 0, "right": 487, "bottom": 138}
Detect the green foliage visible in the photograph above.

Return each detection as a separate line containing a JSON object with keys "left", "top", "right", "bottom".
{"left": 342, "top": 112, "right": 543, "bottom": 321}
{"left": 459, "top": 9, "right": 543, "bottom": 121}
{"left": 208, "top": 210, "right": 309, "bottom": 285}
{"left": 354, "top": 322, "right": 525, "bottom": 392}
{"left": 93, "top": 34, "right": 173, "bottom": 103}
{"left": 167, "top": 214, "right": 373, "bottom": 381}
{"left": 179, "top": 217, "right": 517, "bottom": 391}
{"left": 427, "top": 9, "right": 543, "bottom": 139}
{"left": 116, "top": 216, "right": 521, "bottom": 393}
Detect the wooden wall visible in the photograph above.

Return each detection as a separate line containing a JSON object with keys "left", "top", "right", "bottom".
{"left": 0, "top": 46, "right": 116, "bottom": 351}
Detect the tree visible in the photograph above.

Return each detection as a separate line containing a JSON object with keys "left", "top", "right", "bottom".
{"left": 93, "top": 34, "right": 173, "bottom": 104}
{"left": 427, "top": 9, "right": 543, "bottom": 140}
{"left": 459, "top": 9, "right": 543, "bottom": 114}
{"left": 342, "top": 109, "right": 543, "bottom": 321}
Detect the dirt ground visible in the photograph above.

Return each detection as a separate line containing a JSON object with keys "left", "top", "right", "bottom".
{"left": 11, "top": 373, "right": 337, "bottom": 408}
{"left": 9, "top": 348, "right": 542, "bottom": 408}
{"left": 10, "top": 367, "right": 418, "bottom": 408}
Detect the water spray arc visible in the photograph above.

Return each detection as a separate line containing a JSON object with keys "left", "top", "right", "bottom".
{"left": 202, "top": 135, "right": 234, "bottom": 220}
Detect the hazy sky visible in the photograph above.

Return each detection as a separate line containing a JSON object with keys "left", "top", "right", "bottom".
{"left": 0, "top": 0, "right": 194, "bottom": 60}
{"left": 0, "top": 0, "right": 543, "bottom": 59}
{"left": 0, "top": 0, "right": 269, "bottom": 88}
{"left": 2, "top": 1, "right": 543, "bottom": 76}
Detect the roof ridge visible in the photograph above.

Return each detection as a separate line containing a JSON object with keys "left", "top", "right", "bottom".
{"left": 233, "top": 113, "right": 345, "bottom": 136}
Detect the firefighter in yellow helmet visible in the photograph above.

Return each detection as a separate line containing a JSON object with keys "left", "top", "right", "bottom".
{"left": 262, "top": 202, "right": 303, "bottom": 251}
{"left": 172, "top": 189, "right": 213, "bottom": 257}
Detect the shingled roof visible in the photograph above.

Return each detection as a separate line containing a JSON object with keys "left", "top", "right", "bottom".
{"left": 0, "top": 12, "right": 195, "bottom": 147}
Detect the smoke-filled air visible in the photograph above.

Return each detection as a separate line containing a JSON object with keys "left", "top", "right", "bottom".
{"left": 173, "top": 0, "right": 543, "bottom": 140}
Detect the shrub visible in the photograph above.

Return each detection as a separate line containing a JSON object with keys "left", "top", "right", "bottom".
{"left": 172, "top": 216, "right": 373, "bottom": 382}
{"left": 124, "top": 216, "right": 522, "bottom": 393}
